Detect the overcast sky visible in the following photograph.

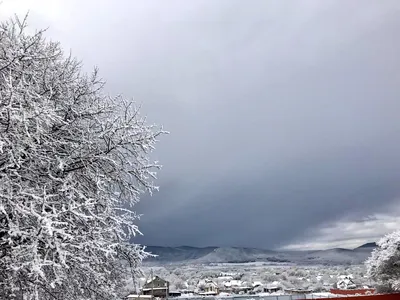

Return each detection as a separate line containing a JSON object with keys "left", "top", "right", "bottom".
{"left": 2, "top": 0, "right": 400, "bottom": 250}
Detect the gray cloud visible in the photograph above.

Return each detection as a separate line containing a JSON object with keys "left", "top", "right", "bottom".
{"left": 3, "top": 0, "right": 400, "bottom": 249}
{"left": 283, "top": 202, "right": 400, "bottom": 250}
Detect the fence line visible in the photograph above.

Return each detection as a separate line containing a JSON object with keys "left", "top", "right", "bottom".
{"left": 175, "top": 294, "right": 399, "bottom": 300}
{"left": 176, "top": 294, "right": 346, "bottom": 300}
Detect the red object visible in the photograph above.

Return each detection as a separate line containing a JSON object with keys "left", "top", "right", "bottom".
{"left": 330, "top": 288, "right": 376, "bottom": 295}
{"left": 320, "top": 293, "right": 400, "bottom": 300}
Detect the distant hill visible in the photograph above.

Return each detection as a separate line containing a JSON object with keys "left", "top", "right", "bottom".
{"left": 144, "top": 246, "right": 217, "bottom": 262}
{"left": 356, "top": 242, "right": 377, "bottom": 249}
{"left": 143, "top": 243, "right": 376, "bottom": 266}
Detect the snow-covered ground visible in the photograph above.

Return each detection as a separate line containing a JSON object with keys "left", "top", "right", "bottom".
{"left": 127, "top": 263, "right": 374, "bottom": 297}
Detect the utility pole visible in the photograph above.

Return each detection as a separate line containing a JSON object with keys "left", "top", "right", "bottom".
{"left": 136, "top": 270, "right": 151, "bottom": 300}
{"left": 151, "top": 268, "right": 154, "bottom": 299}
{"left": 165, "top": 280, "right": 168, "bottom": 300}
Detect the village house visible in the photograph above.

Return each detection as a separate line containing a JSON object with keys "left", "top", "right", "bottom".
{"left": 168, "top": 291, "right": 181, "bottom": 298}
{"left": 250, "top": 281, "right": 281, "bottom": 294}
{"left": 284, "top": 288, "right": 314, "bottom": 295}
{"left": 263, "top": 283, "right": 281, "bottom": 294}
{"left": 223, "top": 279, "right": 242, "bottom": 290}
{"left": 336, "top": 275, "right": 357, "bottom": 290}
{"left": 252, "top": 281, "right": 262, "bottom": 288}
{"left": 141, "top": 276, "right": 169, "bottom": 299}
{"left": 220, "top": 279, "right": 254, "bottom": 294}
{"left": 197, "top": 279, "right": 219, "bottom": 295}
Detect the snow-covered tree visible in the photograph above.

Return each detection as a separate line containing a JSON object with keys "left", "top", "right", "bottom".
{"left": 0, "top": 16, "right": 165, "bottom": 299}
{"left": 365, "top": 230, "right": 400, "bottom": 292}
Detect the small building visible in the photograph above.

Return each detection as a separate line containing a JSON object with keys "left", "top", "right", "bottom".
{"left": 234, "top": 286, "right": 253, "bottom": 294}
{"left": 336, "top": 276, "right": 357, "bottom": 290}
{"left": 284, "top": 288, "right": 313, "bottom": 295}
{"left": 168, "top": 291, "right": 181, "bottom": 298}
{"left": 141, "top": 276, "right": 169, "bottom": 299}
{"left": 204, "top": 280, "right": 219, "bottom": 295}
{"left": 223, "top": 279, "right": 243, "bottom": 291}
{"left": 198, "top": 279, "right": 219, "bottom": 295}
{"left": 263, "top": 283, "right": 281, "bottom": 293}
{"left": 252, "top": 281, "right": 262, "bottom": 288}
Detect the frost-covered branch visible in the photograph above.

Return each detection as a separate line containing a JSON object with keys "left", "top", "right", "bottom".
{"left": 0, "top": 16, "right": 166, "bottom": 300}
{"left": 365, "top": 230, "right": 400, "bottom": 292}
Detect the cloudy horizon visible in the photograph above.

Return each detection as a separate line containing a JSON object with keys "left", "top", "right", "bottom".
{"left": 2, "top": 0, "right": 400, "bottom": 251}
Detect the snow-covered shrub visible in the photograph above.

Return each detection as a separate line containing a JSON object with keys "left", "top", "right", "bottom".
{"left": 174, "top": 280, "right": 187, "bottom": 290}
{"left": 365, "top": 230, "right": 400, "bottom": 292}
{"left": 0, "top": 15, "right": 165, "bottom": 299}
{"left": 375, "top": 284, "right": 394, "bottom": 294}
{"left": 263, "top": 274, "right": 279, "bottom": 282}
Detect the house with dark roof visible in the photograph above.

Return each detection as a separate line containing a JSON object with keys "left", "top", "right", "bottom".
{"left": 141, "top": 276, "right": 169, "bottom": 299}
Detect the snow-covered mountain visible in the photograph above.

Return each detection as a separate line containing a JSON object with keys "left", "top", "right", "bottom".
{"left": 144, "top": 243, "right": 376, "bottom": 265}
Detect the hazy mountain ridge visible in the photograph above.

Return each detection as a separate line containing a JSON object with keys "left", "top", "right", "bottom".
{"left": 144, "top": 243, "right": 377, "bottom": 265}
{"left": 357, "top": 242, "right": 377, "bottom": 248}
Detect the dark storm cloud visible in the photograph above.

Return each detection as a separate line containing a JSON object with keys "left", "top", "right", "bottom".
{"left": 4, "top": 0, "right": 400, "bottom": 249}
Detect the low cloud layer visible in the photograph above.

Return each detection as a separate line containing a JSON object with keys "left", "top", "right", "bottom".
{"left": 2, "top": 0, "right": 400, "bottom": 249}
{"left": 283, "top": 202, "right": 400, "bottom": 250}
